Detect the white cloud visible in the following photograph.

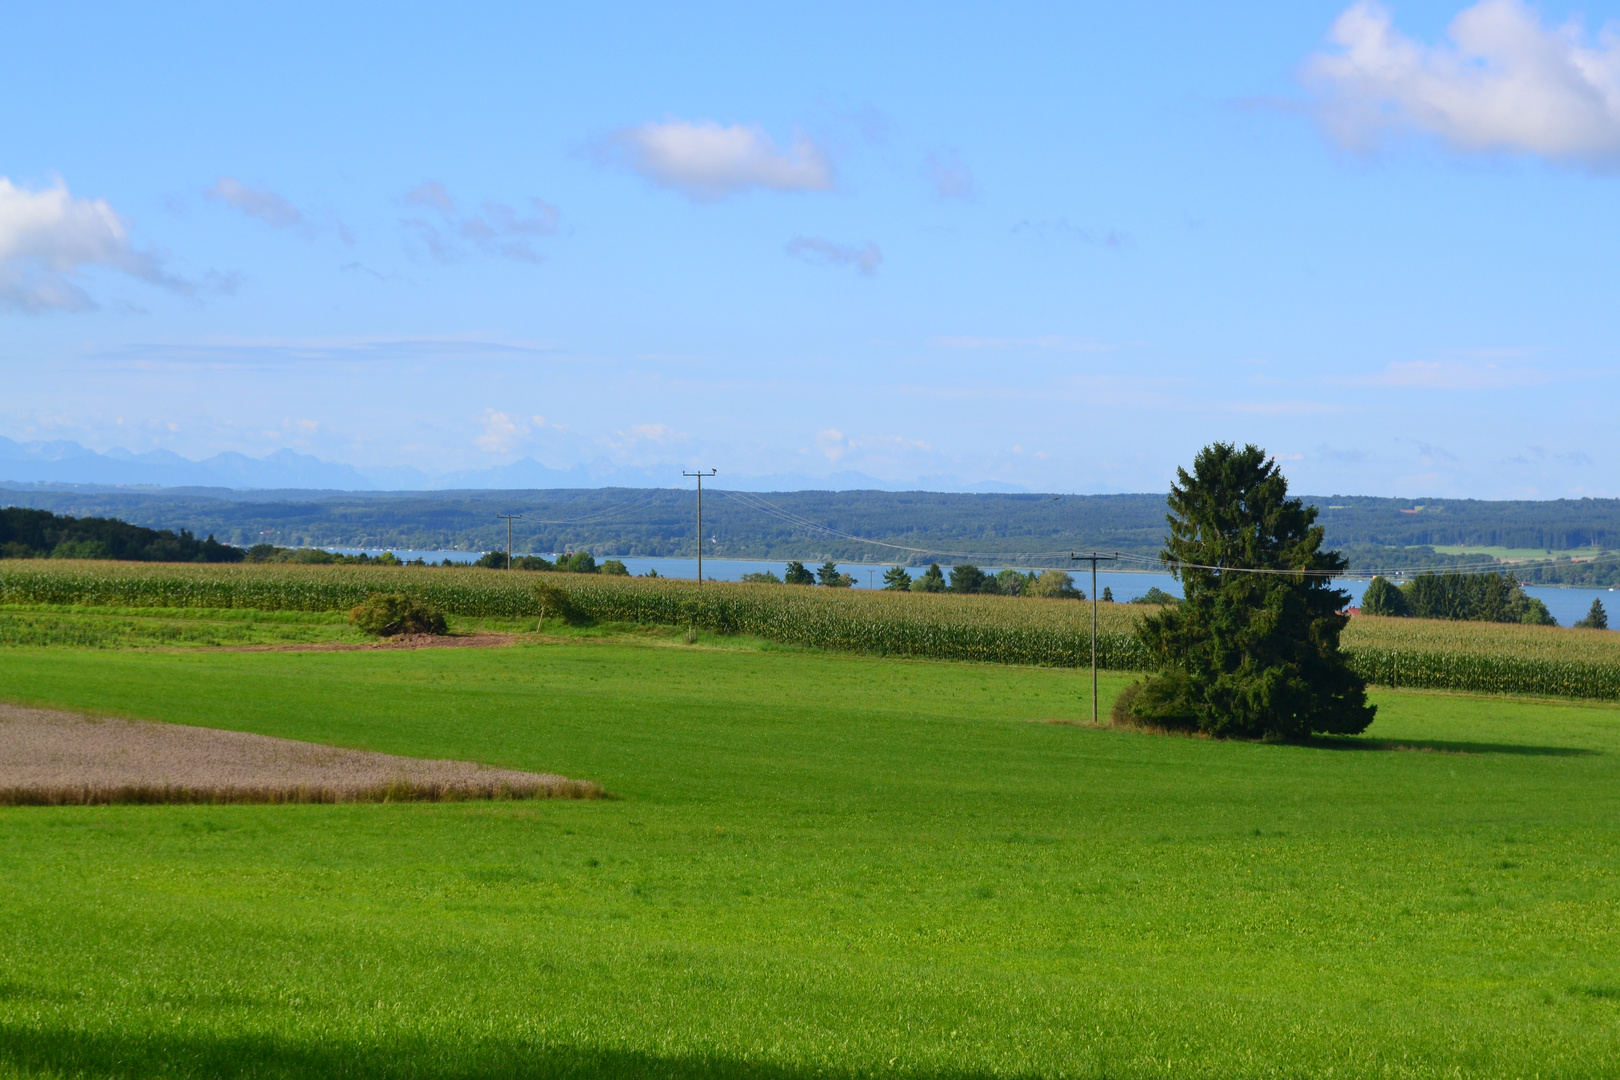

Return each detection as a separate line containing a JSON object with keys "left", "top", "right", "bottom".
{"left": 206, "top": 177, "right": 309, "bottom": 232}
{"left": 402, "top": 181, "right": 559, "bottom": 263}
{"left": 812, "top": 428, "right": 935, "bottom": 468}
{"left": 1304, "top": 0, "right": 1620, "bottom": 164}
{"left": 816, "top": 428, "right": 847, "bottom": 463}
{"left": 0, "top": 176, "right": 180, "bottom": 312}
{"left": 475, "top": 410, "right": 527, "bottom": 454}
{"left": 786, "top": 236, "right": 882, "bottom": 275}
{"left": 604, "top": 119, "right": 834, "bottom": 201}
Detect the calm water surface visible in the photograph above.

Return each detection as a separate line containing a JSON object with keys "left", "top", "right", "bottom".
{"left": 323, "top": 549, "right": 1616, "bottom": 629}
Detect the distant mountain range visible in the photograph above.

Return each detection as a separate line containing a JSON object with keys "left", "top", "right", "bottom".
{"left": 0, "top": 437, "right": 1030, "bottom": 494}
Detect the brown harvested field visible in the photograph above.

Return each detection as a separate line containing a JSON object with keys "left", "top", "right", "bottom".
{"left": 0, "top": 704, "right": 602, "bottom": 805}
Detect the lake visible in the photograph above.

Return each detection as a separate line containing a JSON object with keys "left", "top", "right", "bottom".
{"left": 323, "top": 548, "right": 1616, "bottom": 629}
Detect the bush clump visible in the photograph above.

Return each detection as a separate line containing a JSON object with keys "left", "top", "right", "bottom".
{"left": 532, "top": 579, "right": 589, "bottom": 626}
{"left": 349, "top": 592, "right": 447, "bottom": 636}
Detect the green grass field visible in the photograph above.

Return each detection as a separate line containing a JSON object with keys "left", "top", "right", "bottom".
{"left": 1428, "top": 544, "right": 1612, "bottom": 561}
{"left": 3, "top": 631, "right": 1620, "bottom": 1078}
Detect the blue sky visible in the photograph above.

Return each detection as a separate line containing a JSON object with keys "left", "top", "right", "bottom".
{"left": 4, "top": 0, "right": 1620, "bottom": 497}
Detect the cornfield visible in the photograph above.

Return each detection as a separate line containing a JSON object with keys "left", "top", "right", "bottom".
{"left": 0, "top": 561, "right": 1148, "bottom": 667}
{"left": 5, "top": 561, "right": 1619, "bottom": 699}
{"left": 1341, "top": 614, "right": 1620, "bottom": 700}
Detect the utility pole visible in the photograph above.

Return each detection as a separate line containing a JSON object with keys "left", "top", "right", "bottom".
{"left": 1070, "top": 552, "right": 1119, "bottom": 725}
{"left": 497, "top": 514, "right": 522, "bottom": 570}
{"left": 682, "top": 469, "right": 716, "bottom": 583}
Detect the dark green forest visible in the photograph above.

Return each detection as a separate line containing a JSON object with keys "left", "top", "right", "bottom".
{"left": 0, "top": 506, "right": 241, "bottom": 562}
{"left": 3, "top": 483, "right": 1619, "bottom": 581}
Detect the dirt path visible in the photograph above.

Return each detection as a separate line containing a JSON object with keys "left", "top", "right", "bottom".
{"left": 220, "top": 632, "right": 519, "bottom": 653}
{"left": 0, "top": 704, "right": 600, "bottom": 804}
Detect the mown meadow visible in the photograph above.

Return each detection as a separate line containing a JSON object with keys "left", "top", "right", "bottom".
{"left": 3, "top": 632, "right": 1620, "bottom": 1078}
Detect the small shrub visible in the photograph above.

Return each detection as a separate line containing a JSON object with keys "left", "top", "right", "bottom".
{"left": 1110, "top": 677, "right": 1199, "bottom": 733}
{"left": 349, "top": 592, "right": 447, "bottom": 636}
{"left": 1026, "top": 569, "right": 1082, "bottom": 600}
{"left": 532, "top": 578, "right": 588, "bottom": 626}
{"left": 1110, "top": 681, "right": 1143, "bottom": 726}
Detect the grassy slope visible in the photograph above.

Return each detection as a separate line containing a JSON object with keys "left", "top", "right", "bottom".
{"left": 2, "top": 642, "right": 1620, "bottom": 1078}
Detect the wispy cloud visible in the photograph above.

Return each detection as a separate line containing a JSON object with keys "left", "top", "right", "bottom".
{"left": 926, "top": 150, "right": 977, "bottom": 199}
{"left": 0, "top": 176, "right": 186, "bottom": 312}
{"left": 1315, "top": 443, "right": 1368, "bottom": 463}
{"left": 1357, "top": 359, "right": 1566, "bottom": 389}
{"left": 929, "top": 335, "right": 1126, "bottom": 351}
{"left": 601, "top": 119, "right": 834, "bottom": 201}
{"left": 786, "top": 236, "right": 882, "bottom": 275}
{"left": 206, "top": 177, "right": 310, "bottom": 233}
{"left": 1012, "top": 218, "right": 1132, "bottom": 248}
{"left": 1303, "top": 0, "right": 1620, "bottom": 165}
{"left": 90, "top": 334, "right": 560, "bottom": 370}
{"left": 402, "top": 182, "right": 559, "bottom": 263}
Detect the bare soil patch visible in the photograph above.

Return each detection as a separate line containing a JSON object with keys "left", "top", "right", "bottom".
{"left": 221, "top": 632, "right": 518, "bottom": 653}
{"left": 0, "top": 704, "right": 601, "bottom": 805}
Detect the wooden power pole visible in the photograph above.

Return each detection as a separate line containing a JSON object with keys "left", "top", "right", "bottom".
{"left": 682, "top": 470, "right": 716, "bottom": 583}
{"left": 496, "top": 514, "right": 522, "bottom": 570}
{"left": 1070, "top": 552, "right": 1118, "bottom": 724}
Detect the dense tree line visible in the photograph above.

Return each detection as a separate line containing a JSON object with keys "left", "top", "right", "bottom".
{"left": 740, "top": 560, "right": 1085, "bottom": 598}
{"left": 0, "top": 507, "right": 241, "bottom": 563}
{"left": 1359, "top": 572, "right": 1555, "bottom": 624}
{"left": 10, "top": 485, "right": 1620, "bottom": 578}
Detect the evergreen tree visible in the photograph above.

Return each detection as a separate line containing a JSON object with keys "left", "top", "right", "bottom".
{"left": 911, "top": 563, "right": 946, "bottom": 593}
{"left": 1359, "top": 576, "right": 1408, "bottom": 617}
{"left": 1128, "top": 442, "right": 1374, "bottom": 739}
{"left": 816, "top": 560, "right": 853, "bottom": 587}
{"left": 882, "top": 566, "right": 913, "bottom": 590}
{"left": 783, "top": 560, "right": 815, "bottom": 585}
{"left": 946, "top": 564, "right": 990, "bottom": 593}
{"left": 1101, "top": 586, "right": 1114, "bottom": 603}
{"left": 1575, "top": 597, "right": 1609, "bottom": 630}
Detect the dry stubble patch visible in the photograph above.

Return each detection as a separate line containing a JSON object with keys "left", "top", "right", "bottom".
{"left": 0, "top": 705, "right": 603, "bottom": 805}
